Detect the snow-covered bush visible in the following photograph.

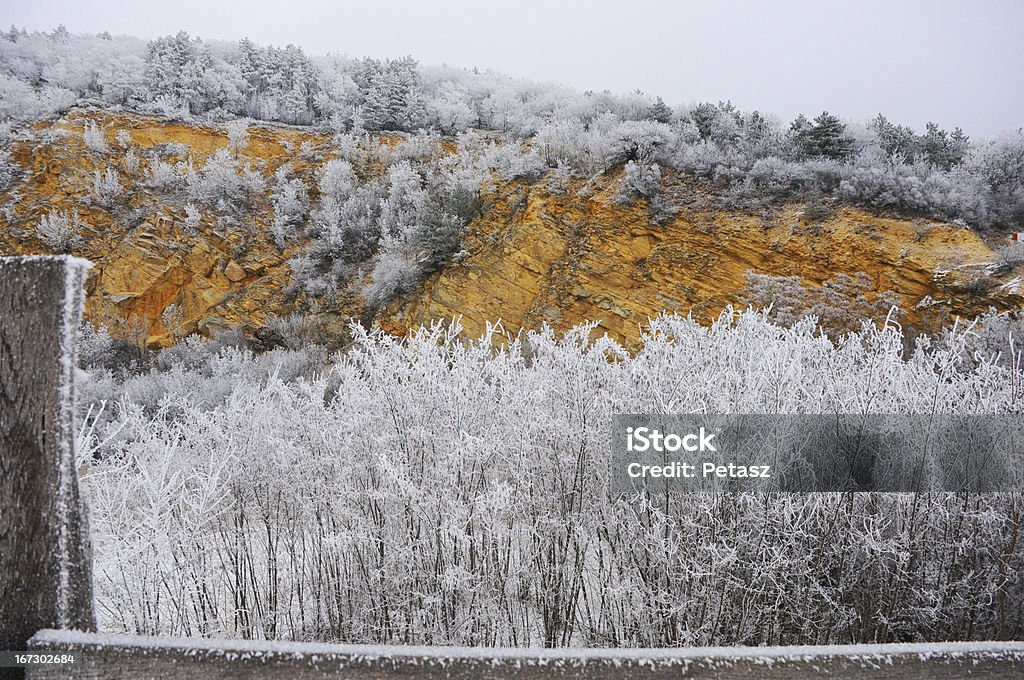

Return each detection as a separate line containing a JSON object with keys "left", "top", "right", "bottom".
{"left": 82, "top": 118, "right": 107, "bottom": 153}
{"left": 614, "top": 160, "right": 661, "bottom": 204}
{"left": 225, "top": 118, "right": 248, "bottom": 158}
{"left": 269, "top": 165, "right": 308, "bottom": 245}
{"left": 363, "top": 250, "right": 422, "bottom": 306}
{"left": 183, "top": 203, "right": 200, "bottom": 234}
{"left": 481, "top": 143, "right": 546, "bottom": 182}
{"left": 302, "top": 178, "right": 382, "bottom": 283}
{"left": 0, "top": 74, "right": 75, "bottom": 121}
{"left": 186, "top": 148, "right": 261, "bottom": 209}
{"left": 742, "top": 270, "right": 900, "bottom": 337}
{"left": 262, "top": 311, "right": 330, "bottom": 350}
{"left": 123, "top": 147, "right": 140, "bottom": 176}
{"left": 0, "top": 147, "right": 18, "bottom": 189}
{"left": 91, "top": 166, "right": 122, "bottom": 204}
{"left": 146, "top": 159, "right": 183, "bottom": 190}
{"left": 35, "top": 206, "right": 86, "bottom": 251}
{"left": 78, "top": 322, "right": 114, "bottom": 370}
{"left": 426, "top": 81, "right": 474, "bottom": 135}
{"left": 81, "top": 310, "right": 1024, "bottom": 645}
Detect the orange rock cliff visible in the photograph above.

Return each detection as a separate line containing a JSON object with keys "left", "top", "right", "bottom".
{"left": 1, "top": 108, "right": 1021, "bottom": 349}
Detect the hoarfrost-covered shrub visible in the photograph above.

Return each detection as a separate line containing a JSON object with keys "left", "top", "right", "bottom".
{"left": 270, "top": 166, "right": 308, "bottom": 244}
{"left": 123, "top": 147, "right": 140, "bottom": 175}
{"left": 82, "top": 118, "right": 107, "bottom": 153}
{"left": 302, "top": 179, "right": 382, "bottom": 282}
{"left": 547, "top": 159, "right": 574, "bottom": 194}
{"left": 78, "top": 322, "right": 114, "bottom": 371}
{"left": 742, "top": 270, "right": 900, "bottom": 336}
{"left": 35, "top": 207, "right": 86, "bottom": 251}
{"left": 226, "top": 118, "right": 248, "bottom": 158}
{"left": 745, "top": 156, "right": 813, "bottom": 198}
{"left": 183, "top": 203, "right": 200, "bottom": 234}
{"left": 153, "top": 333, "right": 213, "bottom": 372}
{"left": 673, "top": 140, "right": 729, "bottom": 178}
{"left": 534, "top": 119, "right": 591, "bottom": 171}
{"left": 606, "top": 119, "right": 676, "bottom": 166}
{"left": 376, "top": 160, "right": 427, "bottom": 242}
{"left": 0, "top": 148, "right": 18, "bottom": 189}
{"left": 92, "top": 166, "right": 122, "bottom": 204}
{"left": 241, "top": 162, "right": 266, "bottom": 196}
{"left": 426, "top": 81, "right": 475, "bottom": 135}
{"left": 614, "top": 160, "right": 661, "bottom": 204}
{"left": 261, "top": 311, "right": 331, "bottom": 350}
{"left": 956, "top": 308, "right": 1024, "bottom": 368}
{"left": 146, "top": 159, "right": 182, "bottom": 190}
{"left": 318, "top": 158, "right": 356, "bottom": 202}
{"left": 360, "top": 159, "right": 470, "bottom": 304}
{"left": 363, "top": 251, "right": 421, "bottom": 306}
{"left": 150, "top": 142, "right": 191, "bottom": 159}
{"left": 80, "top": 310, "right": 1024, "bottom": 646}
{"left": 186, "top": 148, "right": 258, "bottom": 207}
{"left": 482, "top": 143, "right": 546, "bottom": 182}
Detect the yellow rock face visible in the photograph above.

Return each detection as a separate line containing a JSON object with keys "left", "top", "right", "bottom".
{"left": 2, "top": 108, "right": 1020, "bottom": 350}
{"left": 380, "top": 175, "right": 1023, "bottom": 346}
{"left": 1, "top": 109, "right": 333, "bottom": 347}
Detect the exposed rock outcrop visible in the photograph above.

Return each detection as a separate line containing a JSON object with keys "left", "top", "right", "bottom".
{"left": 1, "top": 109, "right": 1020, "bottom": 350}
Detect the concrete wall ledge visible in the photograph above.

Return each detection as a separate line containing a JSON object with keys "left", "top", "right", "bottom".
{"left": 27, "top": 629, "right": 1024, "bottom": 679}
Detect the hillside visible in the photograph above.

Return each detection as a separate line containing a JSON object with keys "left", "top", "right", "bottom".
{"left": 2, "top": 109, "right": 336, "bottom": 345}
{"left": 382, "top": 174, "right": 1022, "bottom": 345}
{"left": 1, "top": 107, "right": 1022, "bottom": 348}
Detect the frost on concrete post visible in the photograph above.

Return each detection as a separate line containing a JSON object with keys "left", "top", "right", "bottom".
{"left": 0, "top": 256, "right": 96, "bottom": 672}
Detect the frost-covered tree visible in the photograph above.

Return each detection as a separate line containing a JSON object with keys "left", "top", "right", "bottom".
{"left": 298, "top": 158, "right": 383, "bottom": 287}
{"left": 145, "top": 31, "right": 197, "bottom": 106}
{"left": 187, "top": 148, "right": 244, "bottom": 205}
{"left": 269, "top": 165, "right": 308, "bottom": 245}
{"left": 146, "top": 159, "right": 184, "bottom": 190}
{"left": 615, "top": 160, "right": 661, "bottom": 204}
{"left": 123, "top": 147, "right": 140, "bottom": 175}
{"left": 225, "top": 119, "right": 248, "bottom": 159}
{"left": 646, "top": 96, "right": 672, "bottom": 124}
{"left": 426, "top": 81, "right": 474, "bottom": 135}
{"left": 353, "top": 56, "right": 425, "bottom": 131}
{"left": 689, "top": 101, "right": 742, "bottom": 142}
{"left": 963, "top": 131, "right": 1024, "bottom": 227}
{"left": 790, "top": 111, "right": 855, "bottom": 161}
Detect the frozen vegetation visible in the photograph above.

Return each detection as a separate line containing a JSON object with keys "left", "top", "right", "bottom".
{"left": 2, "top": 27, "right": 1023, "bottom": 317}
{"left": 3, "top": 25, "right": 1023, "bottom": 651}
{"left": 75, "top": 310, "right": 1024, "bottom": 647}
{"left": 0, "top": 25, "right": 1022, "bottom": 238}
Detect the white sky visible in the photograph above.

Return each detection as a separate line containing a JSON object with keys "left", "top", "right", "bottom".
{"left": 5, "top": 0, "right": 1022, "bottom": 138}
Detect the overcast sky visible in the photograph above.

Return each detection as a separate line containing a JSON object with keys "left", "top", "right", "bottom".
{"left": 6, "top": 0, "right": 1022, "bottom": 137}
